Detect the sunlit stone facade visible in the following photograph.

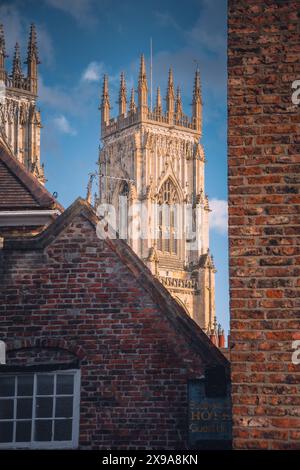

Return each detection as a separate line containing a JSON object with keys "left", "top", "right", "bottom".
{"left": 98, "top": 57, "right": 216, "bottom": 330}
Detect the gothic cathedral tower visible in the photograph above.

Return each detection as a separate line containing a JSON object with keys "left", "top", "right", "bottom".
{"left": 98, "top": 56, "right": 216, "bottom": 331}
{"left": 0, "top": 24, "right": 45, "bottom": 183}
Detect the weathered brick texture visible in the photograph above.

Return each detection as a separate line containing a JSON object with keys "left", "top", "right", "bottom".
{"left": 228, "top": 0, "right": 300, "bottom": 449}
{"left": 0, "top": 201, "right": 227, "bottom": 449}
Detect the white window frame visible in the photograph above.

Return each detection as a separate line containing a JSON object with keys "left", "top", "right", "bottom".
{"left": 0, "top": 369, "right": 80, "bottom": 449}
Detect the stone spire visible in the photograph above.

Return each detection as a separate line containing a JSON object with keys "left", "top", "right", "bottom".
{"left": 26, "top": 23, "right": 39, "bottom": 95}
{"left": 129, "top": 87, "right": 136, "bottom": 114}
{"left": 192, "top": 68, "right": 202, "bottom": 133}
{"left": 100, "top": 74, "right": 110, "bottom": 127}
{"left": 12, "top": 42, "right": 23, "bottom": 85}
{"left": 138, "top": 54, "right": 148, "bottom": 116}
{"left": 118, "top": 72, "right": 127, "bottom": 116}
{"left": 166, "top": 68, "right": 175, "bottom": 123}
{"left": 175, "top": 86, "right": 183, "bottom": 120}
{"left": 0, "top": 24, "right": 7, "bottom": 82}
{"left": 139, "top": 54, "right": 147, "bottom": 84}
{"left": 154, "top": 86, "right": 162, "bottom": 116}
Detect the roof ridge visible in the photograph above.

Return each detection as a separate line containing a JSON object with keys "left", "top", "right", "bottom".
{"left": 3, "top": 197, "right": 90, "bottom": 250}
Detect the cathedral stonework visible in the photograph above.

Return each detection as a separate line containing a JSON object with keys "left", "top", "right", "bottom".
{"left": 98, "top": 56, "right": 216, "bottom": 331}
{"left": 0, "top": 24, "right": 45, "bottom": 183}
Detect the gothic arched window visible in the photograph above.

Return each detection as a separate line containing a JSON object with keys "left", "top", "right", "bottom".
{"left": 157, "top": 178, "right": 179, "bottom": 254}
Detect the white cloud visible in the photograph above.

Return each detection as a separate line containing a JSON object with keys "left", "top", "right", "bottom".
{"left": 39, "top": 75, "right": 77, "bottom": 114}
{"left": 209, "top": 198, "right": 228, "bottom": 234}
{"left": 44, "top": 0, "right": 97, "bottom": 28}
{"left": 39, "top": 72, "right": 103, "bottom": 119}
{"left": 82, "top": 61, "right": 104, "bottom": 82}
{"left": 53, "top": 115, "right": 76, "bottom": 135}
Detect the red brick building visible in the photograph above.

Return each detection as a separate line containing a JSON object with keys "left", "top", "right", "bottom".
{"left": 0, "top": 144, "right": 229, "bottom": 449}
{"left": 228, "top": 0, "right": 300, "bottom": 450}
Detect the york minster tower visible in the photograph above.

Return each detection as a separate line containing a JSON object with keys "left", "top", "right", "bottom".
{"left": 98, "top": 56, "right": 216, "bottom": 331}
{"left": 0, "top": 24, "right": 44, "bottom": 183}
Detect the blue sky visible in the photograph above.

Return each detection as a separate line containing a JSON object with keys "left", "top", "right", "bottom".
{"left": 1, "top": 0, "right": 229, "bottom": 334}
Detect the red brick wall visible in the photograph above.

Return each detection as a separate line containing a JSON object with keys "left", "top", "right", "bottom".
{"left": 228, "top": 0, "right": 300, "bottom": 449}
{"left": 0, "top": 214, "right": 208, "bottom": 449}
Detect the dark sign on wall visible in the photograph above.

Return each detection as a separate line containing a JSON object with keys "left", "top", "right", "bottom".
{"left": 188, "top": 368, "right": 232, "bottom": 449}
